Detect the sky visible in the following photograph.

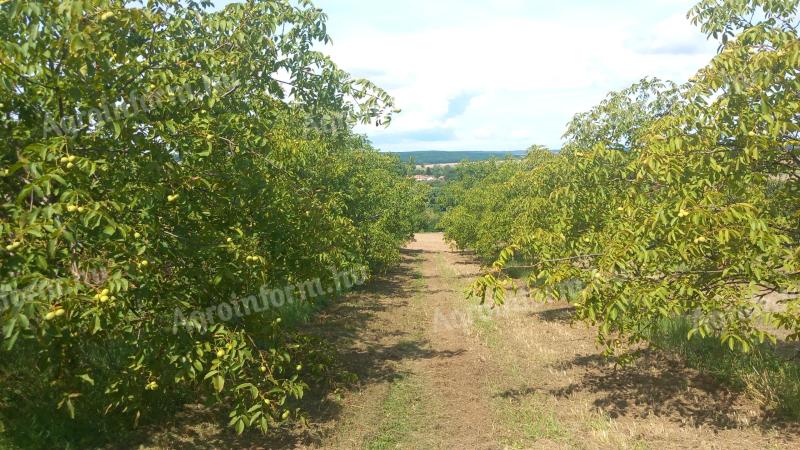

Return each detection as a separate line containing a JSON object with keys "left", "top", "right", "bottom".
{"left": 217, "top": 1, "right": 719, "bottom": 152}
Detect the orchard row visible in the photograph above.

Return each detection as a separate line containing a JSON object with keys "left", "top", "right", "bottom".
{"left": 1, "top": 0, "right": 425, "bottom": 445}
{"left": 442, "top": 0, "right": 799, "bottom": 360}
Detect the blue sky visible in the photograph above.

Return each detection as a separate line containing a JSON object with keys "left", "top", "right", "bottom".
{"left": 216, "top": 1, "right": 718, "bottom": 151}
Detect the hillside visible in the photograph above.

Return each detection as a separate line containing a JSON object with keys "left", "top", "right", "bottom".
{"left": 389, "top": 150, "right": 529, "bottom": 165}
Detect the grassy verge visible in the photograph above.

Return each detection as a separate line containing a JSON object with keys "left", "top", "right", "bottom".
{"left": 482, "top": 326, "right": 569, "bottom": 448}
{"left": 649, "top": 316, "right": 800, "bottom": 419}
{"left": 451, "top": 283, "right": 570, "bottom": 446}
{"left": 365, "top": 375, "right": 427, "bottom": 450}
{"left": 492, "top": 390, "right": 567, "bottom": 448}
{"left": 365, "top": 260, "right": 432, "bottom": 450}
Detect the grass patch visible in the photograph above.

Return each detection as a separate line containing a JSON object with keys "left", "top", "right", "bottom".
{"left": 585, "top": 410, "right": 613, "bottom": 434}
{"left": 433, "top": 254, "right": 458, "bottom": 279}
{"left": 650, "top": 316, "right": 800, "bottom": 419}
{"left": 410, "top": 267, "right": 426, "bottom": 293}
{"left": 495, "top": 393, "right": 567, "bottom": 448}
{"left": 471, "top": 308, "right": 501, "bottom": 348}
{"left": 365, "top": 262, "right": 430, "bottom": 449}
{"left": 365, "top": 375, "right": 427, "bottom": 450}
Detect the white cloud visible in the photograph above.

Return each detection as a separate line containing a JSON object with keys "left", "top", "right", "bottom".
{"left": 314, "top": 1, "right": 718, "bottom": 151}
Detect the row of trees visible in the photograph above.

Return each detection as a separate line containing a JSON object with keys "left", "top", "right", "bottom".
{"left": 0, "top": 0, "right": 425, "bottom": 446}
{"left": 442, "top": 0, "right": 799, "bottom": 359}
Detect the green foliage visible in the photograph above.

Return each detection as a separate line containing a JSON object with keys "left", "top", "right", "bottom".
{"left": 444, "top": 0, "right": 800, "bottom": 367}
{"left": 417, "top": 206, "right": 442, "bottom": 233}
{"left": 0, "top": 0, "right": 423, "bottom": 446}
{"left": 440, "top": 148, "right": 561, "bottom": 262}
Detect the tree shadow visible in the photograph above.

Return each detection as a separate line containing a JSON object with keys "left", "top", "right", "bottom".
{"left": 452, "top": 260, "right": 480, "bottom": 266}
{"left": 528, "top": 305, "right": 575, "bottom": 324}
{"left": 547, "top": 350, "right": 792, "bottom": 431}
{"left": 493, "top": 386, "right": 540, "bottom": 401}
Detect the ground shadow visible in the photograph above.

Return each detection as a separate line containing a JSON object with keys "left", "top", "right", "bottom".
{"left": 493, "top": 386, "right": 540, "bottom": 401}
{"left": 528, "top": 305, "right": 575, "bottom": 324}
{"left": 547, "top": 350, "right": 795, "bottom": 432}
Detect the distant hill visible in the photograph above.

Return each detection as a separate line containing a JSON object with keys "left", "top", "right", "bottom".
{"left": 388, "top": 150, "right": 528, "bottom": 165}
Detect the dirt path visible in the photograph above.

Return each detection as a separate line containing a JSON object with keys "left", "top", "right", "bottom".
{"left": 141, "top": 233, "right": 800, "bottom": 449}
{"left": 309, "top": 233, "right": 502, "bottom": 449}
